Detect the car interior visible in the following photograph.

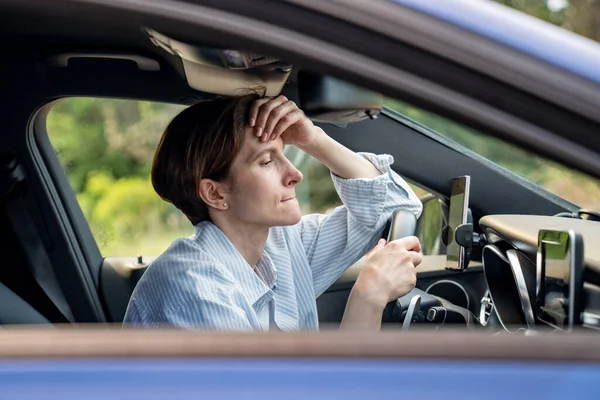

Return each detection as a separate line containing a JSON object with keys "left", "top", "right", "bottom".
{"left": 1, "top": 1, "right": 600, "bottom": 335}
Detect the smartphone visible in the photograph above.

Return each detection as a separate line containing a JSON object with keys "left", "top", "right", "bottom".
{"left": 536, "top": 229, "right": 584, "bottom": 332}
{"left": 446, "top": 176, "right": 470, "bottom": 270}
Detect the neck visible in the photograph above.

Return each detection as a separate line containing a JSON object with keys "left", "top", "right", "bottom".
{"left": 211, "top": 215, "right": 269, "bottom": 267}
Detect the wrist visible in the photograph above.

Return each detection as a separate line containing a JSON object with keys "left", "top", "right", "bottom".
{"left": 294, "top": 126, "right": 329, "bottom": 155}
{"left": 351, "top": 276, "right": 387, "bottom": 312}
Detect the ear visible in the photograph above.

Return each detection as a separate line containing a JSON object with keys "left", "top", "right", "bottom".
{"left": 198, "top": 179, "right": 229, "bottom": 211}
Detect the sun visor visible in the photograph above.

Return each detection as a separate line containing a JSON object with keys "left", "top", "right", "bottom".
{"left": 145, "top": 28, "right": 291, "bottom": 96}
{"left": 298, "top": 71, "right": 383, "bottom": 123}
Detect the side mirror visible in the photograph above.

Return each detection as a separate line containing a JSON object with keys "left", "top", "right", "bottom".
{"left": 415, "top": 194, "right": 447, "bottom": 256}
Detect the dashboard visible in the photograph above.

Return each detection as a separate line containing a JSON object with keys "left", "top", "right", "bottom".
{"left": 479, "top": 215, "right": 600, "bottom": 333}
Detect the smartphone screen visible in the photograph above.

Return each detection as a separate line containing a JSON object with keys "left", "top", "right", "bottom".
{"left": 446, "top": 176, "right": 470, "bottom": 270}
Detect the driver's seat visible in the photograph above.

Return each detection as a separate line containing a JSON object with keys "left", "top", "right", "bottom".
{"left": 0, "top": 281, "right": 50, "bottom": 325}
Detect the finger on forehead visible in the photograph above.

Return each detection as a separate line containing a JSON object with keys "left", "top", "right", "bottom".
{"left": 264, "top": 101, "right": 296, "bottom": 134}
{"left": 255, "top": 97, "right": 288, "bottom": 129}
{"left": 271, "top": 109, "right": 303, "bottom": 138}
{"left": 248, "top": 98, "right": 271, "bottom": 123}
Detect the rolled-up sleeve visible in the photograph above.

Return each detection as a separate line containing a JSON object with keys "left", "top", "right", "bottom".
{"left": 296, "top": 153, "right": 422, "bottom": 297}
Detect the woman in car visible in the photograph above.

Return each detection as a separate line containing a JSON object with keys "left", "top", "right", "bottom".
{"left": 124, "top": 93, "right": 423, "bottom": 331}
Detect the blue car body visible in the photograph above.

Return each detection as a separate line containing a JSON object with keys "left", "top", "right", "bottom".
{"left": 1, "top": 358, "right": 599, "bottom": 399}
{"left": 393, "top": 0, "right": 600, "bottom": 84}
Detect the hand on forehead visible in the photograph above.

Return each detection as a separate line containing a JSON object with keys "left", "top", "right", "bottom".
{"left": 248, "top": 96, "right": 305, "bottom": 142}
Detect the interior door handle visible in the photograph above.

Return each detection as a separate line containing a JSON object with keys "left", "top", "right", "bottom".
{"left": 47, "top": 52, "right": 160, "bottom": 71}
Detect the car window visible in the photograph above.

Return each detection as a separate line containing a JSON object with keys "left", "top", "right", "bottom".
{"left": 47, "top": 98, "right": 348, "bottom": 257}
{"left": 47, "top": 99, "right": 188, "bottom": 257}
{"left": 284, "top": 146, "right": 341, "bottom": 215}
{"left": 386, "top": 99, "right": 600, "bottom": 210}
{"left": 48, "top": 96, "right": 586, "bottom": 261}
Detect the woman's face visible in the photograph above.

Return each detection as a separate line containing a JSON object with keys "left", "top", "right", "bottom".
{"left": 224, "top": 127, "right": 304, "bottom": 228}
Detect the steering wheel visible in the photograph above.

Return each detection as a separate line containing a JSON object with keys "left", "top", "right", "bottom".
{"left": 380, "top": 210, "right": 478, "bottom": 330}
{"left": 380, "top": 209, "right": 441, "bottom": 328}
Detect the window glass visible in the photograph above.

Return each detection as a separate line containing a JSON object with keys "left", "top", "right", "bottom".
{"left": 285, "top": 147, "right": 341, "bottom": 215}
{"left": 47, "top": 98, "right": 346, "bottom": 257}
{"left": 385, "top": 99, "right": 600, "bottom": 210}
{"left": 48, "top": 99, "right": 188, "bottom": 257}
{"left": 286, "top": 146, "right": 428, "bottom": 210}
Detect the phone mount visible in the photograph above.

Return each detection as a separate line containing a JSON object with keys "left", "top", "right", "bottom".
{"left": 442, "top": 209, "right": 474, "bottom": 271}
{"left": 453, "top": 223, "right": 474, "bottom": 248}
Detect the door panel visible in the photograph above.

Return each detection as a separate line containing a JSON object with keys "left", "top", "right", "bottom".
{"left": 100, "top": 257, "right": 153, "bottom": 322}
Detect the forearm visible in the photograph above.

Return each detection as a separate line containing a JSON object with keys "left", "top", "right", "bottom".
{"left": 339, "top": 281, "right": 386, "bottom": 331}
{"left": 296, "top": 127, "right": 382, "bottom": 179}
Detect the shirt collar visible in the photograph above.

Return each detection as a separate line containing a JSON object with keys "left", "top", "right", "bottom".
{"left": 193, "top": 221, "right": 276, "bottom": 309}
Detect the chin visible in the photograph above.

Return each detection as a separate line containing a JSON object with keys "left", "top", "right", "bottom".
{"left": 274, "top": 213, "right": 301, "bottom": 226}
{"left": 272, "top": 200, "right": 302, "bottom": 226}
{"left": 275, "top": 207, "right": 302, "bottom": 226}
{"left": 288, "top": 212, "right": 302, "bottom": 225}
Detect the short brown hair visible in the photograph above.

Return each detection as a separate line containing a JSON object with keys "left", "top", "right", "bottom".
{"left": 152, "top": 93, "right": 260, "bottom": 225}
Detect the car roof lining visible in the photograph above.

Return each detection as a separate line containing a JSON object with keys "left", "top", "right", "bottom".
{"left": 0, "top": 14, "right": 303, "bottom": 104}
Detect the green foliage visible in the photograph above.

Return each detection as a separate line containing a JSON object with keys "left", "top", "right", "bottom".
{"left": 496, "top": 0, "right": 600, "bottom": 41}
{"left": 420, "top": 198, "right": 444, "bottom": 256}
{"left": 48, "top": 95, "right": 600, "bottom": 258}
{"left": 48, "top": 98, "right": 190, "bottom": 256}
{"left": 385, "top": 99, "right": 600, "bottom": 210}
{"left": 47, "top": 97, "right": 343, "bottom": 257}
{"left": 87, "top": 175, "right": 169, "bottom": 245}
{"left": 497, "top": 0, "right": 561, "bottom": 24}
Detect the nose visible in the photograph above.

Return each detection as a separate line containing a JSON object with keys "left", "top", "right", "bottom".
{"left": 284, "top": 159, "right": 303, "bottom": 187}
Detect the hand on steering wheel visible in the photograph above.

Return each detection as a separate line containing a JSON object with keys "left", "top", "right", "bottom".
{"left": 348, "top": 210, "right": 422, "bottom": 326}
{"left": 342, "top": 209, "right": 427, "bottom": 331}
{"left": 377, "top": 209, "right": 425, "bottom": 326}
{"left": 358, "top": 236, "right": 422, "bottom": 305}
{"left": 374, "top": 210, "right": 477, "bottom": 329}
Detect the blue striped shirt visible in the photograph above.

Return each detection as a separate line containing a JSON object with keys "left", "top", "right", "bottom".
{"left": 123, "top": 153, "right": 422, "bottom": 331}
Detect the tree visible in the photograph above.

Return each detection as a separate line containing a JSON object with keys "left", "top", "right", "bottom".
{"left": 496, "top": 0, "right": 600, "bottom": 41}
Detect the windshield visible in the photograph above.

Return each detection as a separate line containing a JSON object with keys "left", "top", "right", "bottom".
{"left": 385, "top": 99, "right": 600, "bottom": 210}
